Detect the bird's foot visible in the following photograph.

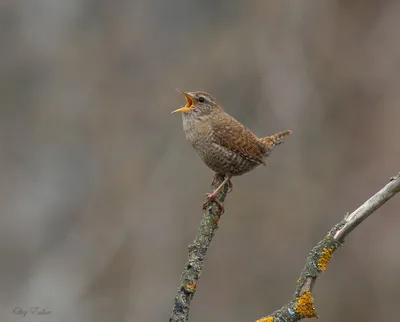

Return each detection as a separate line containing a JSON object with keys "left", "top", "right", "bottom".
{"left": 202, "top": 192, "right": 224, "bottom": 214}
{"left": 211, "top": 174, "right": 233, "bottom": 193}
{"left": 211, "top": 173, "right": 224, "bottom": 187}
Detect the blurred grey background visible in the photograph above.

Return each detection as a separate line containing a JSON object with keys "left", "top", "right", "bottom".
{"left": 1, "top": 0, "right": 399, "bottom": 321}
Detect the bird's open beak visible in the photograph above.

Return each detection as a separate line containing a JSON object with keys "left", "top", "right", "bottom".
{"left": 171, "top": 89, "right": 194, "bottom": 113}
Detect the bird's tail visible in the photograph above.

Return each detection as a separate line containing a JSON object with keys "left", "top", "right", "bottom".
{"left": 259, "top": 130, "right": 292, "bottom": 151}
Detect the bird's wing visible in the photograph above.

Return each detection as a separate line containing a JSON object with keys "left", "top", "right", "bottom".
{"left": 211, "top": 113, "right": 265, "bottom": 165}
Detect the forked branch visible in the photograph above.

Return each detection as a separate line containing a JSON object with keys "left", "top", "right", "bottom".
{"left": 169, "top": 173, "right": 400, "bottom": 322}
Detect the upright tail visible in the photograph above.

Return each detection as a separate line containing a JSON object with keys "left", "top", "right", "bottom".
{"left": 258, "top": 130, "right": 292, "bottom": 151}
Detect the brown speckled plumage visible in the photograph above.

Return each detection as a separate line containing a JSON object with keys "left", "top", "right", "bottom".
{"left": 172, "top": 90, "right": 291, "bottom": 211}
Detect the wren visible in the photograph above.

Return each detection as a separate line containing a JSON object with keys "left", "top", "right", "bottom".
{"left": 172, "top": 90, "right": 291, "bottom": 213}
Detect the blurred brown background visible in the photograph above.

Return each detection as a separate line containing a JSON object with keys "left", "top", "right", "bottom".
{"left": 1, "top": 1, "right": 399, "bottom": 321}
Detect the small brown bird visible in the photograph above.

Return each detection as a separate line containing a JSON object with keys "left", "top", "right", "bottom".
{"left": 172, "top": 90, "right": 291, "bottom": 212}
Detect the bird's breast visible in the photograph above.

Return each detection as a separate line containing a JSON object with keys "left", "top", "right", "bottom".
{"left": 182, "top": 115, "right": 211, "bottom": 146}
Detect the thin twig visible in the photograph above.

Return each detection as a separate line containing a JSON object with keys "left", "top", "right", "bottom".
{"left": 257, "top": 173, "right": 400, "bottom": 322}
{"left": 169, "top": 174, "right": 229, "bottom": 322}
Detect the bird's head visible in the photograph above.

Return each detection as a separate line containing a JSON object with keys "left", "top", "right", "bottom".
{"left": 172, "top": 90, "right": 222, "bottom": 121}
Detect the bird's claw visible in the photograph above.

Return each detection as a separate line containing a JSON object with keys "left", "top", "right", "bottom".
{"left": 202, "top": 192, "right": 225, "bottom": 214}
{"left": 211, "top": 175, "right": 233, "bottom": 193}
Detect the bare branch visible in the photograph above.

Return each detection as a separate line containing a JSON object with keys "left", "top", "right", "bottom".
{"left": 169, "top": 174, "right": 229, "bottom": 322}
{"left": 334, "top": 173, "right": 400, "bottom": 242}
{"left": 257, "top": 173, "right": 400, "bottom": 322}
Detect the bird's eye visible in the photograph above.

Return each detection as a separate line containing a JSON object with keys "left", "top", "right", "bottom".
{"left": 198, "top": 96, "right": 205, "bottom": 103}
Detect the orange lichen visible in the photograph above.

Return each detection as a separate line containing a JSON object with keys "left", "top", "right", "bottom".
{"left": 186, "top": 283, "right": 196, "bottom": 291}
{"left": 256, "top": 316, "right": 273, "bottom": 322}
{"left": 294, "top": 291, "right": 317, "bottom": 318}
{"left": 318, "top": 247, "right": 334, "bottom": 271}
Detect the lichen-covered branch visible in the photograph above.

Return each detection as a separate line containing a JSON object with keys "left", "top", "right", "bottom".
{"left": 169, "top": 174, "right": 229, "bottom": 322}
{"left": 168, "top": 173, "right": 400, "bottom": 322}
{"left": 257, "top": 173, "right": 400, "bottom": 322}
